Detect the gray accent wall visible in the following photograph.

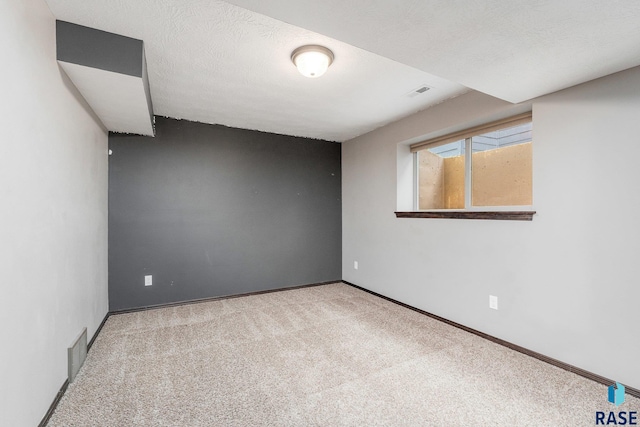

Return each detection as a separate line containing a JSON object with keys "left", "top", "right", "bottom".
{"left": 342, "top": 66, "right": 640, "bottom": 390}
{"left": 56, "top": 20, "right": 144, "bottom": 77}
{"left": 109, "top": 117, "right": 341, "bottom": 311}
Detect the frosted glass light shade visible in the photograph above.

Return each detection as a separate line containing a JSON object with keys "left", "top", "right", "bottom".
{"left": 291, "top": 45, "right": 334, "bottom": 78}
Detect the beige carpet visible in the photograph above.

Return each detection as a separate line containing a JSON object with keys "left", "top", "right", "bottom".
{"left": 47, "top": 283, "right": 638, "bottom": 426}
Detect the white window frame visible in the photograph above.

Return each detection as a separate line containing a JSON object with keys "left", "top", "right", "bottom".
{"left": 412, "top": 114, "right": 533, "bottom": 213}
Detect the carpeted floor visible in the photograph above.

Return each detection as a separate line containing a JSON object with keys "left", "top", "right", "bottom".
{"left": 47, "top": 283, "right": 638, "bottom": 426}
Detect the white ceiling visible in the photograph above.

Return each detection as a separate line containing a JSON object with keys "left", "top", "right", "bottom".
{"left": 225, "top": 0, "right": 640, "bottom": 103}
{"left": 45, "top": 0, "right": 640, "bottom": 142}
{"left": 45, "top": 0, "right": 466, "bottom": 141}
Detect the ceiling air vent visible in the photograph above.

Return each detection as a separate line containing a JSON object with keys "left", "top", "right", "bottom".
{"left": 406, "top": 85, "right": 431, "bottom": 98}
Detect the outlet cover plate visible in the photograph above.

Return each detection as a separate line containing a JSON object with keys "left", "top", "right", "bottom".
{"left": 489, "top": 295, "right": 498, "bottom": 310}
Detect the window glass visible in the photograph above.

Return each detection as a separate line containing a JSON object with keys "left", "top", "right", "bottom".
{"left": 471, "top": 123, "right": 532, "bottom": 207}
{"left": 418, "top": 140, "right": 465, "bottom": 209}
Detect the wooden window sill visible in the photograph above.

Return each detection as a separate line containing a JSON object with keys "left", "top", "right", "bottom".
{"left": 394, "top": 211, "right": 536, "bottom": 221}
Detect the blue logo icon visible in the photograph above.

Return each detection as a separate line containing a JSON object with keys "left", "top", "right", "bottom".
{"left": 596, "top": 383, "right": 636, "bottom": 425}
{"left": 608, "top": 382, "right": 625, "bottom": 407}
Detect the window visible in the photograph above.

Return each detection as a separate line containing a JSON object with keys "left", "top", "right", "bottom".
{"left": 412, "top": 113, "right": 533, "bottom": 213}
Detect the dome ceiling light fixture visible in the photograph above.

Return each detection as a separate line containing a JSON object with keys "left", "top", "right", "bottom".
{"left": 291, "top": 45, "right": 334, "bottom": 78}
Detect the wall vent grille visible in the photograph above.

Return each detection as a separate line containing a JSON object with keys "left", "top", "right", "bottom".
{"left": 68, "top": 327, "right": 87, "bottom": 383}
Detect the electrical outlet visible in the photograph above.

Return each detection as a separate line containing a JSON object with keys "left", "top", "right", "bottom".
{"left": 354, "top": 261, "right": 358, "bottom": 270}
{"left": 489, "top": 295, "right": 498, "bottom": 310}
{"left": 145, "top": 275, "right": 152, "bottom": 287}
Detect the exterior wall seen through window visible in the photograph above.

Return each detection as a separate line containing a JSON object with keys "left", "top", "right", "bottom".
{"left": 417, "top": 122, "right": 532, "bottom": 210}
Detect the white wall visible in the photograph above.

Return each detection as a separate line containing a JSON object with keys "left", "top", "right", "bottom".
{"left": 343, "top": 66, "right": 640, "bottom": 390}
{"left": 0, "top": 1, "right": 109, "bottom": 426}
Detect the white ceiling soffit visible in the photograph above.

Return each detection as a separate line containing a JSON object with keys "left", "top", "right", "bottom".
{"left": 59, "top": 61, "right": 155, "bottom": 136}
{"left": 56, "top": 21, "right": 155, "bottom": 136}
{"left": 224, "top": 0, "right": 640, "bottom": 104}
{"left": 44, "top": 0, "right": 467, "bottom": 142}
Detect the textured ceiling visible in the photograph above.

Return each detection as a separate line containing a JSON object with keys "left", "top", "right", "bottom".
{"left": 44, "top": 0, "right": 466, "bottom": 141}
{"left": 224, "top": 0, "right": 640, "bottom": 104}
{"left": 45, "top": 0, "right": 640, "bottom": 141}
